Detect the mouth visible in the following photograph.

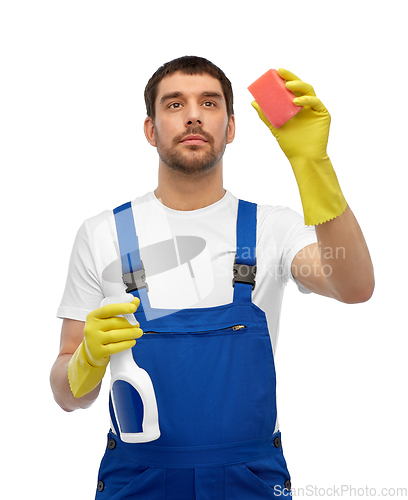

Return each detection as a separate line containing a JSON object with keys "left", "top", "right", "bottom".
{"left": 180, "top": 134, "right": 208, "bottom": 145}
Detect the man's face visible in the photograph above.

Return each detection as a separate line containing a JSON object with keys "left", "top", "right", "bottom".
{"left": 144, "top": 71, "right": 235, "bottom": 175}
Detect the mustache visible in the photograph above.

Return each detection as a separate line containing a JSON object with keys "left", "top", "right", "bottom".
{"left": 173, "top": 127, "right": 214, "bottom": 145}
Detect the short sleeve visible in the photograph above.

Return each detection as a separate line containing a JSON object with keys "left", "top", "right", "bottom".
{"left": 257, "top": 204, "right": 317, "bottom": 294}
{"left": 280, "top": 211, "right": 317, "bottom": 293}
{"left": 56, "top": 221, "right": 104, "bottom": 321}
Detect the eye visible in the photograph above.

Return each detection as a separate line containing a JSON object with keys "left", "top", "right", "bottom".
{"left": 168, "top": 102, "right": 182, "bottom": 109}
{"left": 202, "top": 101, "right": 216, "bottom": 107}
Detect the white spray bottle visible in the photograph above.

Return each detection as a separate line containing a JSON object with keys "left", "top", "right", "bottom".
{"left": 101, "top": 294, "right": 160, "bottom": 443}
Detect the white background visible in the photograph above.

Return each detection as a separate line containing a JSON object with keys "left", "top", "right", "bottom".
{"left": 1, "top": 1, "right": 407, "bottom": 498}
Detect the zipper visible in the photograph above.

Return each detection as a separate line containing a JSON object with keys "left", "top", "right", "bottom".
{"left": 231, "top": 325, "right": 246, "bottom": 331}
{"left": 144, "top": 325, "right": 246, "bottom": 334}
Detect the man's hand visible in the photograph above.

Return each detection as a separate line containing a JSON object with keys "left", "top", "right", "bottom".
{"left": 252, "top": 68, "right": 330, "bottom": 163}
{"left": 68, "top": 296, "right": 143, "bottom": 398}
{"left": 251, "top": 68, "right": 347, "bottom": 226}
{"left": 83, "top": 296, "right": 143, "bottom": 367}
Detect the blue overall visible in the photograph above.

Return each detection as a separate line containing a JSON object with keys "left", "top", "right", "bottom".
{"left": 95, "top": 199, "right": 292, "bottom": 499}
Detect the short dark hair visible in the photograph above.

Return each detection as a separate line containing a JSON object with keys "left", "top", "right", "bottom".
{"left": 144, "top": 55, "right": 234, "bottom": 121}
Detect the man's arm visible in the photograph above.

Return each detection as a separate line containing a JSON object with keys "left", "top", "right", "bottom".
{"left": 50, "top": 319, "right": 102, "bottom": 412}
{"left": 291, "top": 206, "right": 374, "bottom": 303}
{"left": 251, "top": 68, "right": 374, "bottom": 303}
{"left": 50, "top": 297, "right": 143, "bottom": 411}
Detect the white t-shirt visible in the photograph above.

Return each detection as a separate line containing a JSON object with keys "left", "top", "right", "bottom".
{"left": 57, "top": 190, "right": 317, "bottom": 354}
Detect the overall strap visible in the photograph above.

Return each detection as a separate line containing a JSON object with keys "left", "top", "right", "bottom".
{"left": 113, "top": 201, "right": 152, "bottom": 310}
{"left": 113, "top": 199, "right": 257, "bottom": 306}
{"left": 233, "top": 199, "right": 257, "bottom": 303}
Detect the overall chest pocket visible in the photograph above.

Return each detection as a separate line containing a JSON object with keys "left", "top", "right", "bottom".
{"left": 132, "top": 323, "right": 277, "bottom": 447}
{"left": 143, "top": 324, "right": 247, "bottom": 336}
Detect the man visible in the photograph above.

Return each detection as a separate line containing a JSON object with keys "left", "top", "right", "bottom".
{"left": 50, "top": 56, "right": 374, "bottom": 498}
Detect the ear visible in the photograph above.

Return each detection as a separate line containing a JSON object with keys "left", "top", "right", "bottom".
{"left": 144, "top": 116, "right": 156, "bottom": 147}
{"left": 226, "top": 115, "right": 235, "bottom": 144}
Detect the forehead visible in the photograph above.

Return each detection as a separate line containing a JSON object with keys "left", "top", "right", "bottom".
{"left": 156, "top": 71, "right": 225, "bottom": 104}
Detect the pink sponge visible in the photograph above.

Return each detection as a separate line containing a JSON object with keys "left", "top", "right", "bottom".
{"left": 248, "top": 69, "right": 302, "bottom": 128}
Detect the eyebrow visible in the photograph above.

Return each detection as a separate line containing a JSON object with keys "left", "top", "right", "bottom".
{"left": 159, "top": 91, "right": 224, "bottom": 105}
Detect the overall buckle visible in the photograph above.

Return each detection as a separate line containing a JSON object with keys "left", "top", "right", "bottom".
{"left": 232, "top": 255, "right": 256, "bottom": 290}
{"left": 123, "top": 260, "right": 149, "bottom": 293}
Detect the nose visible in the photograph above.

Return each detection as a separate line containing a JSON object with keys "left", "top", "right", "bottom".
{"left": 187, "top": 118, "right": 201, "bottom": 125}
{"left": 185, "top": 103, "right": 202, "bottom": 127}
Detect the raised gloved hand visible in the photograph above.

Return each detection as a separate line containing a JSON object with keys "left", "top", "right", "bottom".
{"left": 252, "top": 68, "right": 347, "bottom": 226}
{"left": 68, "top": 295, "right": 143, "bottom": 398}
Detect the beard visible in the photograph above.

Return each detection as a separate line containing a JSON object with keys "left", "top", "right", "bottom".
{"left": 155, "top": 125, "right": 228, "bottom": 176}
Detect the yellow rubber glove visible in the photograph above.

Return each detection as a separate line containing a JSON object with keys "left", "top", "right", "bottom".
{"left": 68, "top": 295, "right": 143, "bottom": 398}
{"left": 252, "top": 68, "right": 347, "bottom": 226}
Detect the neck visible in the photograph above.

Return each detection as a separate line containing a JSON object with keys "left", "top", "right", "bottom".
{"left": 154, "top": 161, "right": 226, "bottom": 211}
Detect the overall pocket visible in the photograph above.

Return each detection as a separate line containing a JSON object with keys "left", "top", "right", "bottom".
{"left": 225, "top": 451, "right": 291, "bottom": 499}
{"left": 96, "top": 447, "right": 165, "bottom": 499}
{"left": 131, "top": 322, "right": 277, "bottom": 447}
